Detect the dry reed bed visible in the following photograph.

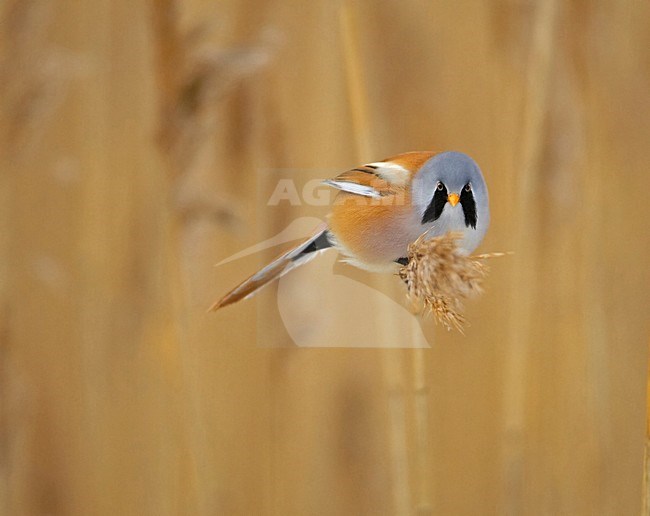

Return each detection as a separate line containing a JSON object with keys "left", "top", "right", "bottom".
{"left": 1, "top": 0, "right": 650, "bottom": 515}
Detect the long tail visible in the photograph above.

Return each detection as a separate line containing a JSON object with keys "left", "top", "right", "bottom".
{"left": 208, "top": 228, "right": 332, "bottom": 311}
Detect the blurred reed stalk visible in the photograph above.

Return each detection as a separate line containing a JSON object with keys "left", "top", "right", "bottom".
{"left": 0, "top": 2, "right": 60, "bottom": 512}
{"left": 150, "top": 1, "right": 216, "bottom": 512}
{"left": 151, "top": 2, "right": 273, "bottom": 512}
{"left": 340, "top": 3, "right": 431, "bottom": 514}
{"left": 501, "top": 0, "right": 559, "bottom": 514}
{"left": 338, "top": 5, "right": 410, "bottom": 512}
{"left": 0, "top": 0, "right": 68, "bottom": 160}
{"left": 642, "top": 346, "right": 650, "bottom": 516}
{"left": 412, "top": 346, "right": 433, "bottom": 515}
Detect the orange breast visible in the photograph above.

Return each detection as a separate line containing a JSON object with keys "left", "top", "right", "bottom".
{"left": 326, "top": 151, "right": 438, "bottom": 268}
{"left": 327, "top": 189, "right": 418, "bottom": 267}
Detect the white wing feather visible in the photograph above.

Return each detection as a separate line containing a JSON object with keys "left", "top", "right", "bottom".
{"left": 322, "top": 179, "right": 382, "bottom": 198}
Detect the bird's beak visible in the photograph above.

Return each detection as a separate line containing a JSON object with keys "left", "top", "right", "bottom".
{"left": 447, "top": 193, "right": 460, "bottom": 207}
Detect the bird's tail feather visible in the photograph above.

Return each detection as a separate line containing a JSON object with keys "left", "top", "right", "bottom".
{"left": 208, "top": 227, "right": 331, "bottom": 311}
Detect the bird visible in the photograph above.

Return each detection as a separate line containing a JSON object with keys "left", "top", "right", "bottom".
{"left": 210, "top": 150, "right": 490, "bottom": 311}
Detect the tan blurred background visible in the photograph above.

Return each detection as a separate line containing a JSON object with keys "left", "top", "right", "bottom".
{"left": 2, "top": 0, "right": 650, "bottom": 514}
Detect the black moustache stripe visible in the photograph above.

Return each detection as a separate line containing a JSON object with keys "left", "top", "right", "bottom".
{"left": 421, "top": 184, "right": 448, "bottom": 224}
{"left": 460, "top": 186, "right": 477, "bottom": 229}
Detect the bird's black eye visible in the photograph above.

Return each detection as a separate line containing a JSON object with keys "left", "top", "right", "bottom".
{"left": 436, "top": 182, "right": 444, "bottom": 191}
{"left": 464, "top": 183, "right": 471, "bottom": 192}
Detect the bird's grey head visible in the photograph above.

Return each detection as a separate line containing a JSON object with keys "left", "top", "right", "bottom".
{"left": 411, "top": 151, "right": 490, "bottom": 251}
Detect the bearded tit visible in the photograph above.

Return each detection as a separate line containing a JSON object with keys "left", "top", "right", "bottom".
{"left": 210, "top": 151, "right": 490, "bottom": 311}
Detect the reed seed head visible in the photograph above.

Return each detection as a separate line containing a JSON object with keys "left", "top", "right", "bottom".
{"left": 398, "top": 231, "right": 492, "bottom": 332}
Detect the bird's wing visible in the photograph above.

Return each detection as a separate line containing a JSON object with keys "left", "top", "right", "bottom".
{"left": 323, "top": 162, "right": 409, "bottom": 197}
{"left": 323, "top": 152, "right": 437, "bottom": 198}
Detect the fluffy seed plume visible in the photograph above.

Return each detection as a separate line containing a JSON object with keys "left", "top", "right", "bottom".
{"left": 399, "top": 231, "right": 503, "bottom": 332}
